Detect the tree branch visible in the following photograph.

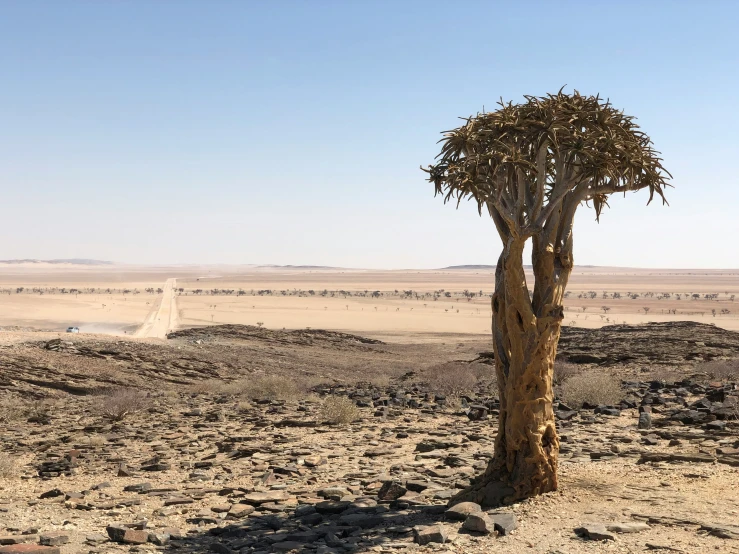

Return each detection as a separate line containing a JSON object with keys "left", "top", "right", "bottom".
{"left": 531, "top": 141, "right": 548, "bottom": 223}
{"left": 487, "top": 202, "right": 512, "bottom": 243}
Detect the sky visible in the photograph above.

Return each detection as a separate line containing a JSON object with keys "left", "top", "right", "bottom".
{"left": 1, "top": 1, "right": 737, "bottom": 268}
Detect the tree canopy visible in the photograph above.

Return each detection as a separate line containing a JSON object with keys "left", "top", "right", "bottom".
{"left": 423, "top": 90, "right": 672, "bottom": 241}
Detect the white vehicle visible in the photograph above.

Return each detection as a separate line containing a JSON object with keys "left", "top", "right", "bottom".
{"left": 66, "top": 326, "right": 80, "bottom": 333}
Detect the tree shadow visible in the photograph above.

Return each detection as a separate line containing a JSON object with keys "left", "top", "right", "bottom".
{"left": 165, "top": 499, "right": 451, "bottom": 553}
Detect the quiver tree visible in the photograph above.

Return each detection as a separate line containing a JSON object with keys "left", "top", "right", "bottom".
{"left": 423, "top": 90, "right": 671, "bottom": 507}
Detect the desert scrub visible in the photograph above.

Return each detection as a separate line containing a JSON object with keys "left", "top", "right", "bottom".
{"left": 0, "top": 454, "right": 17, "bottom": 478}
{"left": 25, "top": 399, "right": 58, "bottom": 424}
{"left": 96, "top": 388, "right": 150, "bottom": 421}
{"left": 319, "top": 396, "right": 360, "bottom": 425}
{"left": 240, "top": 375, "right": 302, "bottom": 401}
{"left": 697, "top": 358, "right": 739, "bottom": 383}
{"left": 552, "top": 361, "right": 582, "bottom": 386}
{"left": 560, "top": 371, "right": 623, "bottom": 408}
{"left": 0, "top": 396, "right": 26, "bottom": 423}
{"left": 424, "top": 362, "right": 478, "bottom": 397}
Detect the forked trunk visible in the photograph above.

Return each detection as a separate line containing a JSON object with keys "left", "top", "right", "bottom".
{"left": 451, "top": 237, "right": 571, "bottom": 507}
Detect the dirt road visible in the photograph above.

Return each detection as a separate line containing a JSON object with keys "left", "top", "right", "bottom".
{"left": 134, "top": 278, "right": 177, "bottom": 338}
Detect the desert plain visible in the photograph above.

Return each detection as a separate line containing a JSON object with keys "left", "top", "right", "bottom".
{"left": 1, "top": 262, "right": 738, "bottom": 339}
{"left": 0, "top": 262, "right": 738, "bottom": 554}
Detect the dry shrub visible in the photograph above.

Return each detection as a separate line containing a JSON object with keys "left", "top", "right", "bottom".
{"left": 647, "top": 368, "right": 683, "bottom": 385}
{"left": 553, "top": 361, "right": 582, "bottom": 386}
{"left": 425, "top": 362, "right": 478, "bottom": 397}
{"left": 239, "top": 375, "right": 303, "bottom": 401}
{"left": 368, "top": 374, "right": 391, "bottom": 388}
{"left": 560, "top": 371, "right": 623, "bottom": 408}
{"left": 96, "top": 388, "right": 150, "bottom": 421}
{"left": 0, "top": 397, "right": 26, "bottom": 423}
{"left": 190, "top": 375, "right": 306, "bottom": 401}
{"left": 0, "top": 454, "right": 17, "bottom": 478}
{"left": 470, "top": 361, "right": 496, "bottom": 384}
{"left": 697, "top": 359, "right": 739, "bottom": 383}
{"left": 189, "top": 379, "right": 228, "bottom": 394}
{"left": 25, "top": 399, "right": 57, "bottom": 424}
{"left": 319, "top": 396, "right": 360, "bottom": 425}
{"left": 0, "top": 397, "right": 58, "bottom": 424}
{"left": 87, "top": 435, "right": 107, "bottom": 447}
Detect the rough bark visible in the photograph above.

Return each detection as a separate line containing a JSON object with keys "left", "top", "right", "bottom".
{"left": 451, "top": 231, "right": 572, "bottom": 507}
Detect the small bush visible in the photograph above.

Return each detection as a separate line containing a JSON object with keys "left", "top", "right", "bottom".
{"left": 190, "top": 375, "right": 305, "bottom": 401}
{"left": 240, "top": 375, "right": 302, "bottom": 401}
{"left": 368, "top": 374, "right": 391, "bottom": 388}
{"left": 560, "top": 371, "right": 623, "bottom": 408}
{"left": 0, "top": 397, "right": 26, "bottom": 423}
{"left": 553, "top": 361, "right": 582, "bottom": 386}
{"left": 25, "top": 399, "right": 57, "bottom": 424}
{"left": 0, "top": 454, "right": 17, "bottom": 478}
{"left": 96, "top": 388, "right": 150, "bottom": 421}
{"left": 189, "top": 379, "right": 229, "bottom": 395}
{"left": 319, "top": 396, "right": 360, "bottom": 425}
{"left": 697, "top": 359, "right": 739, "bottom": 383}
{"left": 425, "top": 362, "right": 478, "bottom": 397}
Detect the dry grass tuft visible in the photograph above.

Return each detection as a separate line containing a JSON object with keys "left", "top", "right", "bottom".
{"left": 96, "top": 388, "right": 150, "bottom": 421}
{"left": 319, "top": 396, "right": 360, "bottom": 425}
{"left": 0, "top": 454, "right": 17, "bottom": 478}
{"left": 0, "top": 396, "right": 26, "bottom": 423}
{"left": 367, "top": 374, "right": 391, "bottom": 388}
{"left": 239, "top": 375, "right": 303, "bottom": 401}
{"left": 560, "top": 371, "right": 623, "bottom": 408}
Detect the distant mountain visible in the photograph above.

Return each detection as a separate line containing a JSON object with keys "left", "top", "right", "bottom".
{"left": 0, "top": 259, "right": 113, "bottom": 265}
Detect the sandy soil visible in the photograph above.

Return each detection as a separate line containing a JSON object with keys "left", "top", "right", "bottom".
{"left": 1, "top": 264, "right": 738, "bottom": 339}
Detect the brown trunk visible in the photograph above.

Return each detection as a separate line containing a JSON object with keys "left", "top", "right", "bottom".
{"left": 451, "top": 236, "right": 571, "bottom": 507}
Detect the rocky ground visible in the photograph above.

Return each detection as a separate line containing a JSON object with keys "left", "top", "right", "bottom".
{"left": 0, "top": 322, "right": 738, "bottom": 554}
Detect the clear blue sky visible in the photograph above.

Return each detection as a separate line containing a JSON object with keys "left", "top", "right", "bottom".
{"left": 1, "top": 1, "right": 737, "bottom": 268}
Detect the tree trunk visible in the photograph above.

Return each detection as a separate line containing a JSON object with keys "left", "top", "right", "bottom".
{"left": 451, "top": 236, "right": 570, "bottom": 507}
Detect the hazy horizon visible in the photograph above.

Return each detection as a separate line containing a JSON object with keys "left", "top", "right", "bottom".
{"left": 2, "top": 258, "right": 739, "bottom": 272}
{"left": 1, "top": 1, "right": 737, "bottom": 268}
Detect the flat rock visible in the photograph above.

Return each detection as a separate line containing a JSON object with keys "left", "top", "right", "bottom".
{"left": 0, "top": 547, "right": 61, "bottom": 554}
{"left": 227, "top": 504, "right": 255, "bottom": 518}
{"left": 243, "top": 491, "right": 289, "bottom": 505}
{"left": 38, "top": 533, "right": 69, "bottom": 547}
{"left": 106, "top": 525, "right": 149, "bottom": 544}
{"left": 575, "top": 523, "right": 616, "bottom": 541}
{"left": 607, "top": 522, "right": 650, "bottom": 533}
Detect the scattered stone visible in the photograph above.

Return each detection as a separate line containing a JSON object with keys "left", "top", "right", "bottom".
{"left": 463, "top": 512, "right": 495, "bottom": 534}
{"left": 106, "top": 525, "right": 149, "bottom": 544}
{"left": 445, "top": 502, "right": 482, "bottom": 521}
{"left": 414, "top": 525, "right": 448, "bottom": 545}
{"left": 38, "top": 534, "right": 69, "bottom": 547}
{"left": 490, "top": 512, "right": 517, "bottom": 535}
{"left": 377, "top": 481, "right": 407, "bottom": 501}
